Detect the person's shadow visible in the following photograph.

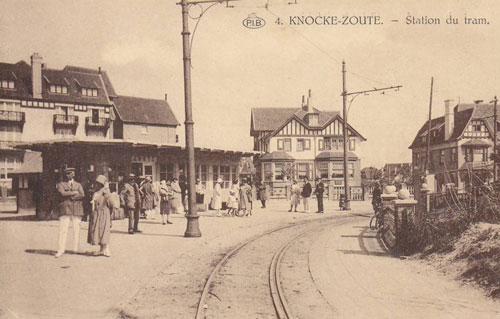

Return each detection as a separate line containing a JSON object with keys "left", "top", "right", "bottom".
{"left": 25, "top": 249, "right": 89, "bottom": 256}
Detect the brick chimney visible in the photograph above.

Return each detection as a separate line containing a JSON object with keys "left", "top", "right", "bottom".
{"left": 306, "top": 89, "right": 312, "bottom": 113}
{"left": 31, "top": 53, "right": 43, "bottom": 99}
{"left": 301, "top": 95, "right": 306, "bottom": 110}
{"left": 444, "top": 99, "right": 455, "bottom": 141}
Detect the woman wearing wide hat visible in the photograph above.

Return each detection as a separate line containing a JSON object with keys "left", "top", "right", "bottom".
{"left": 88, "top": 175, "right": 114, "bottom": 257}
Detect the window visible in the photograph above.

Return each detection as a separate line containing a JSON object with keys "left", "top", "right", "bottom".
{"left": 231, "top": 166, "right": 237, "bottom": 183}
{"left": 213, "top": 165, "right": 219, "bottom": 186}
{"left": 325, "top": 138, "right": 331, "bottom": 150}
{"left": 297, "top": 163, "right": 310, "bottom": 180}
{"left": 219, "top": 165, "right": 230, "bottom": 188}
{"left": 440, "top": 150, "right": 445, "bottom": 164}
{"left": 297, "top": 139, "right": 311, "bottom": 152}
{"left": 19, "top": 175, "right": 29, "bottom": 189}
{"left": 264, "top": 163, "right": 272, "bottom": 181}
{"left": 201, "top": 165, "right": 208, "bottom": 186}
{"left": 348, "top": 163, "right": 355, "bottom": 178}
{"left": 283, "top": 138, "right": 292, "bottom": 152}
{"left": 332, "top": 163, "right": 343, "bottom": 178}
{"left": 318, "top": 162, "right": 329, "bottom": 178}
{"left": 318, "top": 139, "right": 324, "bottom": 151}
{"left": 275, "top": 163, "right": 284, "bottom": 180}
{"left": 81, "top": 88, "right": 98, "bottom": 97}
{"left": 349, "top": 139, "right": 356, "bottom": 151}
{"left": 451, "top": 148, "right": 457, "bottom": 162}
{"left": 50, "top": 85, "right": 68, "bottom": 94}
{"left": 465, "top": 148, "right": 488, "bottom": 162}
{"left": 1, "top": 80, "right": 15, "bottom": 89}
{"left": 91, "top": 109, "right": 99, "bottom": 123}
{"left": 141, "top": 125, "right": 148, "bottom": 135}
{"left": 277, "top": 139, "right": 284, "bottom": 150}
{"left": 144, "top": 165, "right": 153, "bottom": 181}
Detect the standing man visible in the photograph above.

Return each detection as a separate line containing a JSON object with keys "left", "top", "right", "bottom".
{"left": 301, "top": 177, "right": 312, "bottom": 213}
{"left": 121, "top": 174, "right": 140, "bottom": 234}
{"left": 55, "top": 167, "right": 85, "bottom": 258}
{"left": 179, "top": 175, "right": 188, "bottom": 213}
{"left": 315, "top": 177, "right": 325, "bottom": 213}
{"left": 256, "top": 179, "right": 267, "bottom": 208}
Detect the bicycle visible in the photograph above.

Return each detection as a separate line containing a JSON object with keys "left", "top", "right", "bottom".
{"left": 369, "top": 202, "right": 384, "bottom": 230}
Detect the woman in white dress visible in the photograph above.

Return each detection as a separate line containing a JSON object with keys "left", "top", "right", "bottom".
{"left": 211, "top": 178, "right": 223, "bottom": 217}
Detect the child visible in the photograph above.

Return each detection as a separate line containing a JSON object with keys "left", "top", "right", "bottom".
{"left": 227, "top": 189, "right": 238, "bottom": 216}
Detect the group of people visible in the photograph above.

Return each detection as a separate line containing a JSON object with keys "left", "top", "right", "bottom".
{"left": 211, "top": 178, "right": 253, "bottom": 217}
{"left": 289, "top": 177, "right": 325, "bottom": 213}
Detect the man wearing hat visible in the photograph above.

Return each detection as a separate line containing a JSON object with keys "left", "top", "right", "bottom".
{"left": 55, "top": 167, "right": 85, "bottom": 258}
{"left": 120, "top": 173, "right": 141, "bottom": 234}
{"left": 315, "top": 177, "right": 325, "bottom": 214}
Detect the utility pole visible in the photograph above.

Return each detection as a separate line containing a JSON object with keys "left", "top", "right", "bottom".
{"left": 179, "top": 0, "right": 239, "bottom": 237}
{"left": 493, "top": 96, "right": 498, "bottom": 181}
{"left": 341, "top": 61, "right": 402, "bottom": 210}
{"left": 424, "top": 77, "right": 434, "bottom": 176}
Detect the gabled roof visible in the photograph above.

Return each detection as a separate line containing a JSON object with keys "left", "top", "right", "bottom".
{"left": 0, "top": 59, "right": 114, "bottom": 106}
{"left": 113, "top": 95, "right": 179, "bottom": 126}
{"left": 409, "top": 107, "right": 475, "bottom": 149}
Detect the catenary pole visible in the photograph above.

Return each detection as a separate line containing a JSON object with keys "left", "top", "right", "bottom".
{"left": 181, "top": 0, "right": 201, "bottom": 237}
{"left": 494, "top": 96, "right": 498, "bottom": 181}
{"left": 341, "top": 61, "right": 350, "bottom": 210}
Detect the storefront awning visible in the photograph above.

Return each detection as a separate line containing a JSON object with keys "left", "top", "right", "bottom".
{"left": 11, "top": 151, "right": 42, "bottom": 174}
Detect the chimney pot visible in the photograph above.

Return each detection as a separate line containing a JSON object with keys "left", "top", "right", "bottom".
{"left": 165, "top": 94, "right": 168, "bottom": 101}
{"left": 98, "top": 67, "right": 101, "bottom": 74}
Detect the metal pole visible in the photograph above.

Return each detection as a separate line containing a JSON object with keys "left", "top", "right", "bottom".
{"left": 342, "top": 61, "right": 350, "bottom": 210}
{"left": 181, "top": 0, "right": 201, "bottom": 237}
{"left": 424, "top": 77, "right": 434, "bottom": 176}
{"left": 494, "top": 96, "right": 498, "bottom": 181}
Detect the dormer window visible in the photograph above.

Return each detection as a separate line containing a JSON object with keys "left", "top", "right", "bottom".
{"left": 1, "top": 80, "right": 15, "bottom": 89}
{"left": 305, "top": 113, "right": 319, "bottom": 126}
{"left": 81, "top": 88, "right": 98, "bottom": 97}
{"left": 50, "top": 84, "right": 68, "bottom": 94}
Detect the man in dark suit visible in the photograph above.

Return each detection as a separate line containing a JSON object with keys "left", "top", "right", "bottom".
{"left": 315, "top": 177, "right": 325, "bottom": 213}
{"left": 55, "top": 167, "right": 85, "bottom": 258}
{"left": 301, "top": 177, "right": 312, "bottom": 213}
{"left": 121, "top": 174, "right": 140, "bottom": 234}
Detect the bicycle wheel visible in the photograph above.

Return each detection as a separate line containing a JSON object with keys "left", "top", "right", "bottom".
{"left": 369, "top": 214, "right": 378, "bottom": 230}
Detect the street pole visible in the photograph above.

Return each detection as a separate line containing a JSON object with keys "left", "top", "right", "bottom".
{"left": 424, "top": 77, "right": 433, "bottom": 176}
{"left": 493, "top": 96, "right": 498, "bottom": 181}
{"left": 181, "top": 0, "right": 201, "bottom": 237}
{"left": 341, "top": 61, "right": 350, "bottom": 210}
{"left": 340, "top": 61, "right": 402, "bottom": 210}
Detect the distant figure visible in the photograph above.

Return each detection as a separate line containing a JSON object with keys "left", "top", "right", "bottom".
{"left": 55, "top": 167, "right": 85, "bottom": 258}
{"left": 170, "top": 177, "right": 182, "bottom": 214}
{"left": 212, "top": 178, "right": 223, "bottom": 217}
{"left": 159, "top": 180, "right": 172, "bottom": 225}
{"left": 256, "top": 179, "right": 267, "bottom": 208}
{"left": 315, "top": 177, "right": 325, "bottom": 213}
{"left": 372, "top": 183, "right": 382, "bottom": 213}
{"left": 195, "top": 178, "right": 205, "bottom": 206}
{"left": 289, "top": 180, "right": 301, "bottom": 212}
{"left": 179, "top": 175, "right": 188, "bottom": 213}
{"left": 227, "top": 179, "right": 240, "bottom": 216}
{"left": 140, "top": 176, "right": 155, "bottom": 219}
{"left": 301, "top": 177, "right": 312, "bottom": 213}
{"left": 239, "top": 178, "right": 252, "bottom": 216}
{"left": 88, "top": 175, "right": 113, "bottom": 257}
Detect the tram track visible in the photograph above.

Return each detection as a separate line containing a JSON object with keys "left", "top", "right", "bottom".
{"left": 195, "top": 214, "right": 359, "bottom": 319}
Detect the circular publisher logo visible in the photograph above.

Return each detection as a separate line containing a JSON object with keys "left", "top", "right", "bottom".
{"left": 243, "top": 13, "right": 266, "bottom": 29}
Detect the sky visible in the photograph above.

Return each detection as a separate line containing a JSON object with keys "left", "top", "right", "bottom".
{"left": 1, "top": 0, "right": 500, "bottom": 168}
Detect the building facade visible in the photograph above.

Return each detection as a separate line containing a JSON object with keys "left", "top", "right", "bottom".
{"left": 410, "top": 100, "right": 497, "bottom": 193}
{"left": 251, "top": 90, "right": 366, "bottom": 199}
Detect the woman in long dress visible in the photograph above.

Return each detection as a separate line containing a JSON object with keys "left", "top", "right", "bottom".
{"left": 211, "top": 178, "right": 223, "bottom": 217}
{"left": 289, "top": 180, "right": 301, "bottom": 212}
{"left": 159, "top": 180, "right": 172, "bottom": 225}
{"left": 140, "top": 176, "right": 155, "bottom": 219}
{"left": 88, "top": 175, "right": 113, "bottom": 257}
{"left": 239, "top": 178, "right": 252, "bottom": 216}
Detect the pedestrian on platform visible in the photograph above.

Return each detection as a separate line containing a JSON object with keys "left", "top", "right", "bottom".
{"left": 180, "top": 175, "right": 188, "bottom": 213}
{"left": 256, "top": 179, "right": 267, "bottom": 208}
{"left": 289, "top": 180, "right": 301, "bottom": 212}
{"left": 140, "top": 176, "right": 155, "bottom": 219}
{"left": 170, "top": 177, "right": 182, "bottom": 214}
{"left": 212, "top": 178, "right": 223, "bottom": 217}
{"left": 195, "top": 178, "right": 205, "bottom": 208}
{"left": 315, "top": 177, "right": 325, "bottom": 213}
{"left": 159, "top": 180, "right": 172, "bottom": 225}
{"left": 301, "top": 177, "right": 312, "bottom": 213}
{"left": 54, "top": 167, "right": 85, "bottom": 258}
{"left": 120, "top": 174, "right": 141, "bottom": 234}
{"left": 88, "top": 175, "right": 113, "bottom": 257}
{"left": 239, "top": 178, "right": 252, "bottom": 216}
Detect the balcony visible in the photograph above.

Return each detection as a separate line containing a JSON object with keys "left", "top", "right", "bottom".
{"left": 0, "top": 110, "right": 25, "bottom": 124}
{"left": 85, "top": 117, "right": 110, "bottom": 129}
{"left": 53, "top": 114, "right": 79, "bottom": 134}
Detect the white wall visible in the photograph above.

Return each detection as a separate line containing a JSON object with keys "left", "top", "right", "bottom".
{"left": 123, "top": 123, "right": 177, "bottom": 144}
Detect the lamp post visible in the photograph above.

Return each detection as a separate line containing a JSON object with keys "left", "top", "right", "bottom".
{"left": 180, "top": 0, "right": 200, "bottom": 237}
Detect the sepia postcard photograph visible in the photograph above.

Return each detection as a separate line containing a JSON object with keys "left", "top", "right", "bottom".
{"left": 1, "top": 0, "right": 500, "bottom": 318}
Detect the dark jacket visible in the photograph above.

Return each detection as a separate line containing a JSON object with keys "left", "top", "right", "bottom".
{"left": 120, "top": 182, "right": 136, "bottom": 209}
{"left": 315, "top": 182, "right": 325, "bottom": 196}
{"left": 302, "top": 182, "right": 312, "bottom": 198}
{"left": 56, "top": 180, "right": 85, "bottom": 217}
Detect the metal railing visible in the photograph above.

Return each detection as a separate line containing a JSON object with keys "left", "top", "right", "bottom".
{"left": 53, "top": 114, "right": 78, "bottom": 126}
{"left": 0, "top": 110, "right": 25, "bottom": 122}
{"left": 85, "top": 117, "right": 110, "bottom": 128}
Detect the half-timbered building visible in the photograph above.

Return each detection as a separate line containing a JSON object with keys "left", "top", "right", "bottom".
{"left": 251, "top": 90, "right": 366, "bottom": 199}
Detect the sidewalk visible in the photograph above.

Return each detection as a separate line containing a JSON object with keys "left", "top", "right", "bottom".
{"left": 0, "top": 199, "right": 359, "bottom": 319}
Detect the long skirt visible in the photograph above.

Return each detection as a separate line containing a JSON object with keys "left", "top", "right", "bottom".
{"left": 88, "top": 209, "right": 110, "bottom": 245}
{"left": 160, "top": 199, "right": 169, "bottom": 215}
